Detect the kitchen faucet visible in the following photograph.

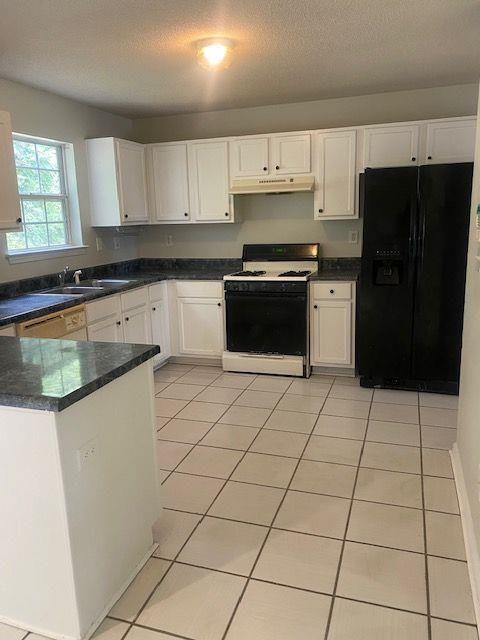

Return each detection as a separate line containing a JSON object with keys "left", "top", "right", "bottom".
{"left": 58, "top": 265, "right": 69, "bottom": 286}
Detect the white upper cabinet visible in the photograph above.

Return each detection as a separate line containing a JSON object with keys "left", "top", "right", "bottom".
{"left": 86, "top": 137, "right": 148, "bottom": 226}
{"left": 0, "top": 111, "right": 22, "bottom": 230}
{"left": 271, "top": 133, "right": 311, "bottom": 174}
{"left": 148, "top": 143, "right": 190, "bottom": 222}
{"left": 314, "top": 130, "right": 357, "bottom": 220}
{"left": 363, "top": 124, "right": 419, "bottom": 169}
{"left": 425, "top": 118, "right": 476, "bottom": 164}
{"left": 188, "top": 140, "right": 233, "bottom": 222}
{"left": 230, "top": 136, "right": 269, "bottom": 178}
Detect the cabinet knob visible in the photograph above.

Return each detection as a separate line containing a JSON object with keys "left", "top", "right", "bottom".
{"left": 217, "top": 302, "right": 221, "bottom": 307}
{"left": 263, "top": 166, "right": 267, "bottom": 171}
{"left": 125, "top": 317, "right": 129, "bottom": 322}
{"left": 184, "top": 212, "right": 188, "bottom": 217}
{"left": 275, "top": 165, "right": 280, "bottom": 170}
{"left": 116, "top": 321, "right": 121, "bottom": 326}
{"left": 330, "top": 289, "right": 335, "bottom": 294}
{"left": 152, "top": 307, "right": 156, "bottom": 312}
{"left": 318, "top": 208, "right": 323, "bottom": 213}
{"left": 124, "top": 214, "right": 129, "bottom": 219}
{"left": 225, "top": 212, "right": 229, "bottom": 217}
{"left": 16, "top": 217, "right": 22, "bottom": 224}
{"left": 314, "top": 304, "right": 318, "bottom": 309}
{"left": 428, "top": 155, "right": 432, "bottom": 160}
{"left": 411, "top": 157, "right": 416, "bottom": 162}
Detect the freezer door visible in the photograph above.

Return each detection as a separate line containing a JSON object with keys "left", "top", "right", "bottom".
{"left": 411, "top": 163, "right": 473, "bottom": 388}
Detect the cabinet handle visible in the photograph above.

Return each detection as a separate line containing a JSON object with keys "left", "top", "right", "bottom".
{"left": 116, "top": 321, "right": 121, "bottom": 326}
{"left": 217, "top": 302, "right": 221, "bottom": 307}
{"left": 318, "top": 208, "right": 323, "bottom": 213}
{"left": 275, "top": 165, "right": 280, "bottom": 170}
{"left": 411, "top": 157, "right": 416, "bottom": 162}
{"left": 225, "top": 212, "right": 229, "bottom": 217}
{"left": 263, "top": 166, "right": 267, "bottom": 171}
{"left": 330, "top": 289, "right": 335, "bottom": 294}
{"left": 428, "top": 155, "right": 432, "bottom": 160}
{"left": 184, "top": 212, "right": 188, "bottom": 217}
{"left": 16, "top": 217, "right": 22, "bottom": 224}
{"left": 314, "top": 304, "right": 318, "bottom": 309}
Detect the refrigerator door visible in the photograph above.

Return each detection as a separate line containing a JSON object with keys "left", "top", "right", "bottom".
{"left": 358, "top": 167, "right": 418, "bottom": 382}
{"left": 411, "top": 163, "right": 473, "bottom": 391}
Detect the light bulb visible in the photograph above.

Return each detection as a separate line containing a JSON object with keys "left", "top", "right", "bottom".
{"left": 196, "top": 38, "right": 234, "bottom": 70}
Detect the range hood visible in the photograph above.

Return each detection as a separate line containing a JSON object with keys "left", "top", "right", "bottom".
{"left": 230, "top": 175, "right": 315, "bottom": 195}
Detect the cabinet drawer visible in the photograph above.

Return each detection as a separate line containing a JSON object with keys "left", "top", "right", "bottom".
{"left": 149, "top": 282, "right": 166, "bottom": 302}
{"left": 121, "top": 286, "right": 148, "bottom": 311}
{"left": 312, "top": 282, "right": 352, "bottom": 300}
{"left": 176, "top": 280, "right": 223, "bottom": 298}
{"left": 86, "top": 294, "right": 121, "bottom": 324}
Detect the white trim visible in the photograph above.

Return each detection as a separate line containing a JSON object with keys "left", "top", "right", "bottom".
{"left": 6, "top": 244, "right": 89, "bottom": 264}
{"left": 450, "top": 442, "right": 480, "bottom": 629}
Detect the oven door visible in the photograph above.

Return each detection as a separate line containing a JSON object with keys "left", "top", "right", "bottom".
{"left": 226, "top": 289, "right": 307, "bottom": 356}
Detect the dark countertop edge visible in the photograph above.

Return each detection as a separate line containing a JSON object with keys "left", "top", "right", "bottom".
{"left": 0, "top": 344, "right": 159, "bottom": 412}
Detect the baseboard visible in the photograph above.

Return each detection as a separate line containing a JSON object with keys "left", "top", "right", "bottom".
{"left": 167, "top": 356, "right": 222, "bottom": 367}
{"left": 311, "top": 365, "right": 356, "bottom": 377}
{"left": 450, "top": 443, "right": 480, "bottom": 628}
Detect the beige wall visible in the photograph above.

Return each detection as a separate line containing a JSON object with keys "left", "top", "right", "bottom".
{"left": 0, "top": 78, "right": 136, "bottom": 284}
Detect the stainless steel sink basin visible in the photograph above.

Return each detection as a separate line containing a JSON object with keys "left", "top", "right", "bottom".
{"left": 88, "top": 279, "right": 135, "bottom": 287}
{"left": 37, "top": 278, "right": 137, "bottom": 296}
{"left": 40, "top": 286, "right": 105, "bottom": 295}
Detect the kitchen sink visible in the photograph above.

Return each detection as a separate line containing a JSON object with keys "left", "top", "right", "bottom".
{"left": 37, "top": 278, "right": 137, "bottom": 296}
{"left": 87, "top": 279, "right": 135, "bottom": 287}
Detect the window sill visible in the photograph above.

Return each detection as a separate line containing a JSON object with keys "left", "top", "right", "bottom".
{"left": 5, "top": 245, "right": 89, "bottom": 264}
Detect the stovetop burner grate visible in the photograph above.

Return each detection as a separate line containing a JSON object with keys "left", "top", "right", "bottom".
{"left": 278, "top": 270, "right": 311, "bottom": 277}
{"left": 231, "top": 270, "right": 267, "bottom": 277}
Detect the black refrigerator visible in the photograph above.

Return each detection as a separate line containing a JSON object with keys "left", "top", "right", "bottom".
{"left": 358, "top": 163, "right": 473, "bottom": 394}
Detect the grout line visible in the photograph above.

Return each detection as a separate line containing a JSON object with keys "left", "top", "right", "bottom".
{"left": 418, "top": 395, "right": 433, "bottom": 640}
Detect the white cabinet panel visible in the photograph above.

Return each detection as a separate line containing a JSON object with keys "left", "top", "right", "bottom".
{"left": 0, "top": 111, "right": 22, "bottom": 230}
{"left": 230, "top": 137, "right": 269, "bottom": 178}
{"left": 150, "top": 299, "right": 171, "bottom": 366}
{"left": 121, "top": 286, "right": 148, "bottom": 312}
{"left": 149, "top": 143, "right": 190, "bottom": 221}
{"left": 311, "top": 300, "right": 352, "bottom": 366}
{"left": 363, "top": 125, "right": 419, "bottom": 168}
{"left": 116, "top": 140, "right": 149, "bottom": 222}
{"left": 123, "top": 305, "right": 152, "bottom": 344}
{"left": 87, "top": 315, "right": 123, "bottom": 342}
{"left": 314, "top": 130, "right": 356, "bottom": 220}
{"left": 425, "top": 119, "right": 476, "bottom": 164}
{"left": 188, "top": 140, "right": 232, "bottom": 222}
{"left": 177, "top": 297, "right": 223, "bottom": 356}
{"left": 271, "top": 133, "right": 311, "bottom": 174}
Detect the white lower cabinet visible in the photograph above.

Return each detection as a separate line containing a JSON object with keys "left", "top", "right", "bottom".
{"left": 122, "top": 305, "right": 151, "bottom": 344}
{"left": 310, "top": 282, "right": 355, "bottom": 368}
{"left": 177, "top": 298, "right": 223, "bottom": 357}
{"left": 149, "top": 282, "right": 171, "bottom": 366}
{"left": 87, "top": 313, "right": 123, "bottom": 342}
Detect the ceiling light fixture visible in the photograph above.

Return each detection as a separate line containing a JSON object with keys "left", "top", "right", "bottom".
{"left": 196, "top": 38, "right": 234, "bottom": 70}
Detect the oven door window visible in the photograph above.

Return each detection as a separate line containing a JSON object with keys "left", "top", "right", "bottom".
{"left": 226, "top": 292, "right": 307, "bottom": 356}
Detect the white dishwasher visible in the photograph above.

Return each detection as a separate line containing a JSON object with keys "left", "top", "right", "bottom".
{"left": 16, "top": 304, "right": 88, "bottom": 340}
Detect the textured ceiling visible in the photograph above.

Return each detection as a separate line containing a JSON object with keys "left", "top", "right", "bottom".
{"left": 0, "top": 0, "right": 479, "bottom": 118}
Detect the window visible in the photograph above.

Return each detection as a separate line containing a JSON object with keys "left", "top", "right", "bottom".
{"left": 6, "top": 136, "right": 71, "bottom": 252}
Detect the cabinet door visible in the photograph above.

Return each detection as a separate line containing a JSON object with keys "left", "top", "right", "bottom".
{"left": 188, "top": 141, "right": 231, "bottom": 222}
{"left": 315, "top": 130, "right": 356, "bottom": 219}
{"left": 88, "top": 315, "right": 123, "bottom": 342}
{"left": 177, "top": 297, "right": 223, "bottom": 356}
{"left": 271, "top": 133, "right": 311, "bottom": 174}
{"left": 230, "top": 137, "right": 269, "bottom": 178}
{"left": 425, "top": 119, "right": 476, "bottom": 164}
{"left": 311, "top": 300, "right": 352, "bottom": 366}
{"left": 123, "top": 305, "right": 152, "bottom": 344}
{"left": 0, "top": 111, "right": 21, "bottom": 230}
{"left": 149, "top": 143, "right": 190, "bottom": 221}
{"left": 150, "top": 299, "right": 171, "bottom": 364}
{"left": 363, "top": 125, "right": 419, "bottom": 168}
{"left": 116, "top": 140, "right": 148, "bottom": 222}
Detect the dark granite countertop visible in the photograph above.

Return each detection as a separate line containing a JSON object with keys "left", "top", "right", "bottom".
{"left": 310, "top": 269, "right": 360, "bottom": 281}
{"left": 0, "top": 336, "right": 159, "bottom": 411}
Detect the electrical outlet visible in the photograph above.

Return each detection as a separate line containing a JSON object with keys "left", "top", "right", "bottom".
{"left": 165, "top": 235, "right": 173, "bottom": 247}
{"left": 348, "top": 230, "right": 359, "bottom": 244}
{"left": 96, "top": 236, "right": 104, "bottom": 252}
{"left": 77, "top": 438, "right": 98, "bottom": 471}
{"left": 113, "top": 236, "right": 121, "bottom": 250}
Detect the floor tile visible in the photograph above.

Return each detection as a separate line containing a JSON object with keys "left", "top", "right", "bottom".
{"left": 92, "top": 619, "right": 130, "bottom": 640}
{"left": 162, "top": 473, "right": 225, "bottom": 514}
{"left": 322, "top": 397, "right": 370, "bottom": 419}
{"left": 177, "top": 370, "right": 222, "bottom": 385}
{"left": 124, "top": 626, "right": 178, "bottom": 640}
{"left": 264, "top": 409, "right": 316, "bottom": 434}
{"left": 156, "top": 441, "right": 193, "bottom": 470}
{"left": 155, "top": 416, "right": 170, "bottom": 430}
{"left": 109, "top": 558, "right": 170, "bottom": 621}
{"left": 157, "top": 418, "right": 213, "bottom": 444}
{"left": 367, "top": 420, "right": 420, "bottom": 446}
{"left": 361, "top": 442, "right": 421, "bottom": 473}
{"left": 291, "top": 460, "right": 356, "bottom": 498}
{"left": 274, "top": 490, "right": 350, "bottom": 538}
{"left": 154, "top": 397, "right": 189, "bottom": 418}
{"left": 369, "top": 402, "right": 419, "bottom": 424}
{"left": 211, "top": 373, "right": 256, "bottom": 389}
{"left": 201, "top": 424, "right": 259, "bottom": 451}
{"left": 422, "top": 425, "right": 457, "bottom": 449}
{"left": 304, "top": 435, "right": 362, "bottom": 466}
{"left": 373, "top": 388, "right": 419, "bottom": 406}
{"left": 276, "top": 394, "right": 325, "bottom": 413}
{"left": 176, "top": 446, "right": 243, "bottom": 479}
{"left": 426, "top": 511, "right": 466, "bottom": 560}
{"left": 337, "top": 541, "right": 427, "bottom": 613}
{"left": 422, "top": 448, "right": 454, "bottom": 477}
{"left": 428, "top": 556, "right": 475, "bottom": 623}
{"left": 208, "top": 480, "right": 284, "bottom": 525}
{"left": 430, "top": 618, "right": 478, "bottom": 640}
{"left": 314, "top": 414, "right": 367, "bottom": 440}
{"left": 248, "top": 375, "right": 293, "bottom": 393}
{"left": 234, "top": 389, "right": 282, "bottom": 409}
{"left": 347, "top": 500, "right": 424, "bottom": 552}
{"left": 178, "top": 516, "right": 267, "bottom": 576}
{"left": 332, "top": 375, "right": 357, "bottom": 385}
{"left": 329, "top": 385, "right": 373, "bottom": 402}
{"left": 157, "top": 470, "right": 170, "bottom": 483}
{"left": 157, "top": 383, "right": 205, "bottom": 401}
{"left": 175, "top": 401, "right": 228, "bottom": 422}
{"left": 152, "top": 509, "right": 202, "bottom": 560}
{"left": 420, "top": 392, "right": 459, "bottom": 409}
{"left": 154, "top": 382, "right": 169, "bottom": 394}
{"left": 288, "top": 379, "right": 331, "bottom": 396}
{"left": 355, "top": 467, "right": 423, "bottom": 508}
{"left": 420, "top": 406, "right": 458, "bottom": 428}
{"left": 424, "top": 476, "right": 460, "bottom": 514}
{"left": 194, "top": 386, "right": 244, "bottom": 404}
{"left": 159, "top": 363, "right": 194, "bottom": 373}
{"left": 250, "top": 429, "right": 308, "bottom": 457}
{"left": 154, "top": 372, "right": 182, "bottom": 384}
{"left": 137, "top": 563, "right": 245, "bottom": 640}
{"left": 192, "top": 365, "right": 223, "bottom": 373}
{"left": 253, "top": 529, "right": 342, "bottom": 593}
{"left": 0, "top": 624, "right": 29, "bottom": 640}
{"left": 219, "top": 405, "right": 271, "bottom": 428}
{"left": 226, "top": 580, "right": 331, "bottom": 640}
{"left": 328, "top": 598, "right": 428, "bottom": 640}
{"left": 231, "top": 452, "right": 297, "bottom": 488}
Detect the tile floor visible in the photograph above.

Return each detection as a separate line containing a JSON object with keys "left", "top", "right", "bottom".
{"left": 2, "top": 363, "right": 477, "bottom": 640}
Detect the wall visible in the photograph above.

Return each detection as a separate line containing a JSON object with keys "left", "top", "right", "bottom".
{"left": 134, "top": 83, "right": 478, "bottom": 259}
{"left": 0, "top": 78, "right": 137, "bottom": 284}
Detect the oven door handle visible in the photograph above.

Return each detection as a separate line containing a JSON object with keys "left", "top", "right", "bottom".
{"left": 240, "top": 353, "right": 286, "bottom": 359}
